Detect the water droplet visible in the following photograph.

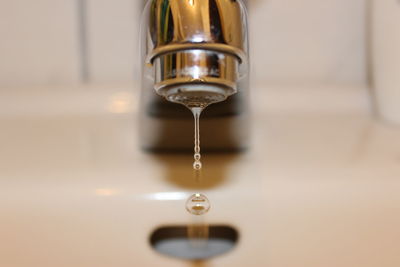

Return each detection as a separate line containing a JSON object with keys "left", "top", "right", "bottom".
{"left": 194, "top": 153, "right": 201, "bottom": 161}
{"left": 193, "top": 161, "right": 202, "bottom": 170}
{"left": 186, "top": 193, "right": 210, "bottom": 215}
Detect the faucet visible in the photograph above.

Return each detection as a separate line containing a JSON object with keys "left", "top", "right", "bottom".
{"left": 139, "top": 0, "right": 250, "bottom": 152}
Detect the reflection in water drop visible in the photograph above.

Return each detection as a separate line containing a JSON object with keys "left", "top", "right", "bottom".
{"left": 193, "top": 161, "right": 202, "bottom": 170}
{"left": 186, "top": 193, "right": 211, "bottom": 215}
{"left": 194, "top": 153, "right": 201, "bottom": 161}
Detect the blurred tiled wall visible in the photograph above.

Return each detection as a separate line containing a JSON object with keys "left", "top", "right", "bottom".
{"left": 250, "top": 0, "right": 367, "bottom": 86}
{"left": 0, "top": 0, "right": 367, "bottom": 89}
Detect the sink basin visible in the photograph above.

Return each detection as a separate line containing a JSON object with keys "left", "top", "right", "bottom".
{"left": 1, "top": 84, "right": 400, "bottom": 267}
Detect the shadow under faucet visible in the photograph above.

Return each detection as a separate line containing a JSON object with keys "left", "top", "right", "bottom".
{"left": 153, "top": 152, "right": 240, "bottom": 189}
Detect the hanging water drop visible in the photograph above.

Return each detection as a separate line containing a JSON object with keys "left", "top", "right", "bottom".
{"left": 193, "top": 161, "right": 202, "bottom": 170}
{"left": 191, "top": 107, "right": 203, "bottom": 171}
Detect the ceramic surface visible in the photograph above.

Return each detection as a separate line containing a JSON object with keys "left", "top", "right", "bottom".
{"left": 1, "top": 85, "right": 399, "bottom": 267}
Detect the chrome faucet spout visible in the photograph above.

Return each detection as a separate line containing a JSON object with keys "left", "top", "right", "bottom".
{"left": 139, "top": 0, "right": 250, "bottom": 152}
{"left": 142, "top": 0, "right": 249, "bottom": 104}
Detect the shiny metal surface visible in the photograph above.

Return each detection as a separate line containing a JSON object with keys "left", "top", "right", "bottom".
{"left": 141, "top": 0, "right": 248, "bottom": 101}
{"left": 153, "top": 50, "right": 238, "bottom": 102}
{"left": 139, "top": 0, "right": 249, "bottom": 151}
{"left": 145, "top": 0, "right": 248, "bottom": 64}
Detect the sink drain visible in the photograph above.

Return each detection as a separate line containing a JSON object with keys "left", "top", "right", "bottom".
{"left": 149, "top": 225, "right": 239, "bottom": 261}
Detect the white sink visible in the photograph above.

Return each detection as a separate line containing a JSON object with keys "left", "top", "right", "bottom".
{"left": 1, "top": 84, "right": 400, "bottom": 267}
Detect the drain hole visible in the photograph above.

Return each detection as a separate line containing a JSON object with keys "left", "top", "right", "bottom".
{"left": 150, "top": 225, "right": 239, "bottom": 261}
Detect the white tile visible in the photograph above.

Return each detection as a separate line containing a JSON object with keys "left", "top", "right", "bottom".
{"left": 0, "top": 0, "right": 81, "bottom": 88}
{"left": 249, "top": 0, "right": 367, "bottom": 85}
{"left": 86, "top": 0, "right": 142, "bottom": 83}
{"left": 371, "top": 0, "right": 400, "bottom": 124}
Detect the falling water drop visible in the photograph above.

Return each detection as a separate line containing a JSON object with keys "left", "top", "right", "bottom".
{"left": 186, "top": 193, "right": 211, "bottom": 215}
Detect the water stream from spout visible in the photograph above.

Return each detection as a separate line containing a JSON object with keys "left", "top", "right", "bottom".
{"left": 191, "top": 107, "right": 203, "bottom": 171}
{"left": 185, "top": 106, "right": 210, "bottom": 216}
{"left": 167, "top": 92, "right": 226, "bottom": 248}
{"left": 168, "top": 93, "right": 224, "bottom": 216}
